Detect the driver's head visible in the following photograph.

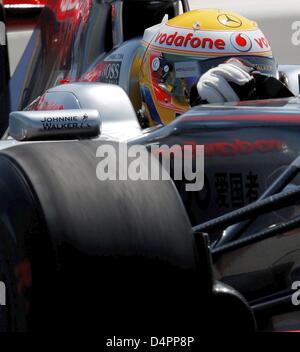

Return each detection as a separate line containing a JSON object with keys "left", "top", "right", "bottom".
{"left": 139, "top": 9, "right": 277, "bottom": 125}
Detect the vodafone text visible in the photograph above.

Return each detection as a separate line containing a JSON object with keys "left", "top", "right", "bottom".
{"left": 154, "top": 30, "right": 270, "bottom": 52}
{"left": 155, "top": 31, "right": 225, "bottom": 50}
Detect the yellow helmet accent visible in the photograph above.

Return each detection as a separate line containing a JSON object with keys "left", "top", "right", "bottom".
{"left": 167, "top": 9, "right": 257, "bottom": 31}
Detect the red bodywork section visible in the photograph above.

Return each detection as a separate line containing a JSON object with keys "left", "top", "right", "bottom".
{"left": 4, "top": 0, "right": 47, "bottom": 6}
{"left": 4, "top": 0, "right": 47, "bottom": 30}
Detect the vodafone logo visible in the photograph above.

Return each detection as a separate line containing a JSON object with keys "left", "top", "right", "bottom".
{"left": 151, "top": 26, "right": 270, "bottom": 55}
{"left": 230, "top": 33, "right": 252, "bottom": 52}
{"left": 154, "top": 31, "right": 225, "bottom": 51}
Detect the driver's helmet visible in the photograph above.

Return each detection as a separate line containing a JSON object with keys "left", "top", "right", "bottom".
{"left": 139, "top": 9, "right": 277, "bottom": 126}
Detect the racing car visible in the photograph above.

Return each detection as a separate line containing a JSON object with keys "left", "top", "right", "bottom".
{"left": 0, "top": 0, "right": 300, "bottom": 332}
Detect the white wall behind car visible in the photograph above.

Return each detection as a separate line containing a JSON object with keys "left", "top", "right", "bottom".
{"left": 7, "top": 28, "right": 33, "bottom": 75}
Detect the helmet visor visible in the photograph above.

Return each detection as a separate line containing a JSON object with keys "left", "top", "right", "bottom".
{"left": 159, "top": 55, "right": 277, "bottom": 103}
{"left": 196, "top": 55, "right": 277, "bottom": 77}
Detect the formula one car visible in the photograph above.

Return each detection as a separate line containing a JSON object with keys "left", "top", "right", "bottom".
{"left": 0, "top": 0, "right": 300, "bottom": 332}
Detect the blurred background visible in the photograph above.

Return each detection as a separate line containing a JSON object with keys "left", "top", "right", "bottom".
{"left": 5, "top": 0, "right": 300, "bottom": 74}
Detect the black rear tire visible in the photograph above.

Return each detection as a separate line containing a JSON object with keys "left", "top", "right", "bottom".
{"left": 0, "top": 140, "right": 201, "bottom": 332}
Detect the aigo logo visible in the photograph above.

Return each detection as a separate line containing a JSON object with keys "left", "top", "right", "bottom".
{"left": 230, "top": 33, "right": 252, "bottom": 52}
